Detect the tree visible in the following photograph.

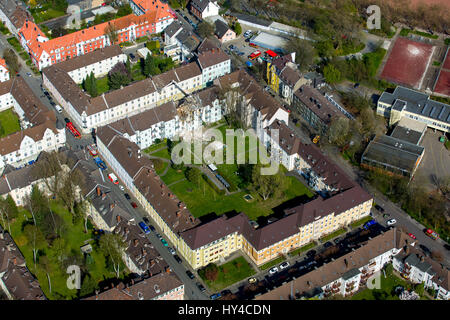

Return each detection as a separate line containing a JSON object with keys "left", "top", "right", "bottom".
{"left": 23, "top": 224, "right": 46, "bottom": 268}
{"left": 58, "top": 168, "right": 84, "bottom": 213}
{"left": 99, "top": 233, "right": 126, "bottom": 278}
{"left": 3, "top": 48, "right": 20, "bottom": 75}
{"left": 197, "top": 21, "right": 214, "bottom": 38}
{"left": 203, "top": 263, "right": 219, "bottom": 281}
{"left": 285, "top": 37, "right": 316, "bottom": 72}
{"left": 89, "top": 72, "right": 98, "bottom": 97}
{"left": 79, "top": 274, "right": 99, "bottom": 298}
{"left": 52, "top": 26, "right": 67, "bottom": 38}
{"left": 251, "top": 165, "right": 285, "bottom": 200}
{"left": 233, "top": 22, "right": 242, "bottom": 35}
{"left": 327, "top": 117, "right": 350, "bottom": 147}
{"left": 143, "top": 53, "right": 157, "bottom": 77}
{"left": 0, "top": 195, "right": 18, "bottom": 233}
{"left": 125, "top": 57, "right": 131, "bottom": 74}
{"left": 104, "top": 22, "right": 118, "bottom": 45}
{"left": 31, "top": 151, "right": 64, "bottom": 198}
{"left": 108, "top": 62, "right": 131, "bottom": 89}
{"left": 323, "top": 64, "right": 342, "bottom": 84}
{"left": 185, "top": 167, "right": 201, "bottom": 186}
{"left": 38, "top": 255, "right": 53, "bottom": 293}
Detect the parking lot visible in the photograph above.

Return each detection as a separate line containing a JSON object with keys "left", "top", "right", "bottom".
{"left": 414, "top": 129, "right": 450, "bottom": 190}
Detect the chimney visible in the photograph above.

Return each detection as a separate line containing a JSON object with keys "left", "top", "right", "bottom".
{"left": 102, "top": 193, "right": 107, "bottom": 200}
{"left": 13, "top": 257, "right": 17, "bottom": 265}
{"left": 110, "top": 203, "right": 115, "bottom": 210}
{"left": 176, "top": 210, "right": 181, "bottom": 217}
{"left": 165, "top": 266, "right": 171, "bottom": 274}
{"left": 97, "top": 186, "right": 101, "bottom": 196}
{"left": 420, "top": 255, "right": 425, "bottom": 262}
{"left": 134, "top": 239, "right": 139, "bottom": 247}
{"left": 117, "top": 215, "right": 121, "bottom": 223}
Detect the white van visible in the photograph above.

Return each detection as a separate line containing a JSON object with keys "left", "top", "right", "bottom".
{"left": 55, "top": 105, "right": 63, "bottom": 113}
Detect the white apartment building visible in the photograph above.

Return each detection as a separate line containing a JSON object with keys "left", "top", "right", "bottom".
{"left": 43, "top": 47, "right": 229, "bottom": 134}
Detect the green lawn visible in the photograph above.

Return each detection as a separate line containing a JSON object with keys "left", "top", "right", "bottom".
{"left": 6, "top": 201, "right": 128, "bottom": 300}
{"left": 350, "top": 216, "right": 373, "bottom": 229}
{"left": 288, "top": 242, "right": 316, "bottom": 257}
{"left": 320, "top": 227, "right": 347, "bottom": 243}
{"left": 0, "top": 108, "right": 21, "bottom": 137}
{"left": 151, "top": 148, "right": 171, "bottom": 160}
{"left": 7, "top": 37, "right": 23, "bottom": 52}
{"left": 198, "top": 256, "right": 256, "bottom": 292}
{"left": 259, "top": 256, "right": 286, "bottom": 271}
{"left": 31, "top": 8, "right": 67, "bottom": 24}
{"left": 96, "top": 76, "right": 110, "bottom": 95}
{"left": 351, "top": 266, "right": 428, "bottom": 300}
{"left": 0, "top": 21, "right": 10, "bottom": 35}
{"left": 143, "top": 139, "right": 168, "bottom": 153}
{"left": 160, "top": 166, "right": 186, "bottom": 185}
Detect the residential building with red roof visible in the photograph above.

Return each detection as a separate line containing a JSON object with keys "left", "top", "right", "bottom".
{"left": 17, "top": 7, "right": 174, "bottom": 70}
{"left": 0, "top": 59, "right": 10, "bottom": 82}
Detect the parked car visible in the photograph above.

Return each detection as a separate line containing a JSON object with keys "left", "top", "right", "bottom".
{"left": 334, "top": 238, "right": 341, "bottom": 244}
{"left": 386, "top": 219, "right": 397, "bottom": 226}
{"left": 131, "top": 202, "right": 138, "bottom": 208}
{"left": 119, "top": 185, "right": 124, "bottom": 191}
{"left": 142, "top": 217, "right": 149, "bottom": 224}
{"left": 268, "top": 267, "right": 278, "bottom": 275}
{"left": 248, "top": 277, "right": 257, "bottom": 284}
{"left": 186, "top": 270, "right": 195, "bottom": 279}
{"left": 138, "top": 221, "right": 150, "bottom": 234}
{"left": 443, "top": 244, "right": 450, "bottom": 251}
{"left": 210, "top": 293, "right": 221, "bottom": 300}
{"left": 279, "top": 262, "right": 290, "bottom": 270}
{"left": 161, "top": 238, "right": 168, "bottom": 246}
{"left": 420, "top": 244, "right": 431, "bottom": 257}
{"left": 156, "top": 233, "right": 162, "bottom": 239}
{"left": 221, "top": 289, "right": 231, "bottom": 296}
{"left": 124, "top": 193, "right": 131, "bottom": 200}
{"left": 375, "top": 204, "right": 385, "bottom": 213}
{"left": 306, "top": 250, "right": 316, "bottom": 258}
{"left": 197, "top": 283, "right": 206, "bottom": 292}
{"left": 408, "top": 233, "right": 417, "bottom": 240}
{"left": 128, "top": 53, "right": 136, "bottom": 60}
{"left": 149, "top": 225, "right": 155, "bottom": 232}
{"left": 174, "top": 254, "right": 182, "bottom": 263}
{"left": 168, "top": 247, "right": 176, "bottom": 255}
{"left": 323, "top": 241, "right": 333, "bottom": 248}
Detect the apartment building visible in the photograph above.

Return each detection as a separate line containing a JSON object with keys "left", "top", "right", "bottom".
{"left": 266, "top": 53, "right": 307, "bottom": 105}
{"left": 17, "top": 7, "right": 173, "bottom": 70}
{"left": 0, "top": 59, "right": 10, "bottom": 82}
{"left": 54, "top": 45, "right": 127, "bottom": 84}
{"left": 393, "top": 248, "right": 449, "bottom": 300}
{"left": 293, "top": 85, "right": 345, "bottom": 135}
{"left": 84, "top": 272, "right": 184, "bottom": 300}
{"left": 43, "top": 46, "right": 228, "bottom": 134}
{"left": 99, "top": 86, "right": 223, "bottom": 150}
{"left": 377, "top": 86, "right": 450, "bottom": 133}
{"left": 188, "top": 0, "right": 220, "bottom": 20}
{"left": 0, "top": 77, "right": 66, "bottom": 172}
{"left": 0, "top": 226, "right": 46, "bottom": 300}
{"left": 129, "top": 0, "right": 175, "bottom": 18}
{"left": 164, "top": 24, "right": 200, "bottom": 62}
{"left": 255, "top": 228, "right": 408, "bottom": 299}
{"left": 198, "top": 48, "right": 231, "bottom": 85}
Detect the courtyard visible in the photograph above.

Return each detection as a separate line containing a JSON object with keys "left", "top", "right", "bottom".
{"left": 0, "top": 108, "right": 21, "bottom": 138}
{"left": 144, "top": 123, "right": 314, "bottom": 221}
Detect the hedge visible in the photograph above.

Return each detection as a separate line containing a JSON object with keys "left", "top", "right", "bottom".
{"left": 202, "top": 174, "right": 225, "bottom": 195}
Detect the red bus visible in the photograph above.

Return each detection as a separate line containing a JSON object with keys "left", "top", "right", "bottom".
{"left": 66, "top": 122, "right": 81, "bottom": 138}
{"left": 248, "top": 50, "right": 261, "bottom": 60}
{"left": 425, "top": 229, "right": 439, "bottom": 240}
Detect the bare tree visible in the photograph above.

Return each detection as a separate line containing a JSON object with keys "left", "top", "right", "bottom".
{"left": 31, "top": 151, "right": 64, "bottom": 198}
{"left": 105, "top": 22, "right": 118, "bottom": 45}
{"left": 99, "top": 233, "right": 126, "bottom": 278}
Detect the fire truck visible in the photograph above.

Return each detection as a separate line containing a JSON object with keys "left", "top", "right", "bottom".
{"left": 66, "top": 121, "right": 81, "bottom": 138}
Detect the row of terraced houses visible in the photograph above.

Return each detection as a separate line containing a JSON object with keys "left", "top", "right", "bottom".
{"left": 0, "top": 0, "right": 174, "bottom": 70}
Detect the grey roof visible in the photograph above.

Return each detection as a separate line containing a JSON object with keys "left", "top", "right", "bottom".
{"left": 379, "top": 86, "right": 450, "bottom": 124}
{"left": 342, "top": 268, "right": 361, "bottom": 280}
{"left": 215, "top": 20, "right": 230, "bottom": 39}
{"left": 390, "top": 125, "right": 424, "bottom": 145}
{"left": 362, "top": 135, "right": 425, "bottom": 174}
{"left": 404, "top": 254, "right": 434, "bottom": 274}
{"left": 190, "top": 0, "right": 215, "bottom": 12}
{"left": 233, "top": 13, "right": 272, "bottom": 27}
{"left": 164, "top": 21, "right": 183, "bottom": 38}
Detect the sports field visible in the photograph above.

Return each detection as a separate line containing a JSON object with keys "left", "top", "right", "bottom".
{"left": 433, "top": 48, "right": 450, "bottom": 96}
{"left": 380, "top": 37, "right": 434, "bottom": 89}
